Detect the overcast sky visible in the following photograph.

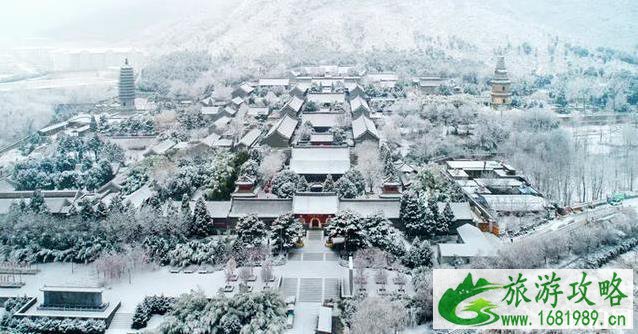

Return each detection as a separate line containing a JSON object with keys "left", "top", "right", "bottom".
{"left": 0, "top": 0, "right": 213, "bottom": 48}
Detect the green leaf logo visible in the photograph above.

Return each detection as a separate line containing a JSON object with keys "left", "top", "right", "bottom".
{"left": 438, "top": 273, "right": 502, "bottom": 326}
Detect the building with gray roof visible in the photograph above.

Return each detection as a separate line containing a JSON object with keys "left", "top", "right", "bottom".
{"left": 263, "top": 114, "right": 298, "bottom": 147}
{"left": 351, "top": 115, "right": 379, "bottom": 143}
{"left": 290, "top": 147, "right": 350, "bottom": 179}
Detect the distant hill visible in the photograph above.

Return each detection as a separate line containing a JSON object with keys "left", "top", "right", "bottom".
{"left": 136, "top": 0, "right": 638, "bottom": 65}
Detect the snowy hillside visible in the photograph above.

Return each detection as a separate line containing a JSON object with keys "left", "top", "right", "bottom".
{"left": 137, "top": 0, "right": 638, "bottom": 63}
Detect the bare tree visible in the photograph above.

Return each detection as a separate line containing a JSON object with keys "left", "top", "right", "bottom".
{"left": 259, "top": 150, "right": 284, "bottom": 186}
{"left": 350, "top": 297, "right": 408, "bottom": 334}
{"left": 261, "top": 258, "right": 274, "bottom": 285}
{"left": 353, "top": 141, "right": 382, "bottom": 193}
{"left": 225, "top": 257, "right": 237, "bottom": 282}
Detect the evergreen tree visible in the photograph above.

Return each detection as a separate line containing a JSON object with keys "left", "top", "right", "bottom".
{"left": 330, "top": 127, "right": 346, "bottom": 145}
{"left": 78, "top": 197, "right": 96, "bottom": 221}
{"left": 344, "top": 169, "right": 366, "bottom": 195}
{"left": 325, "top": 210, "right": 367, "bottom": 253}
{"left": 322, "top": 174, "right": 335, "bottom": 192}
{"left": 29, "top": 190, "right": 48, "bottom": 213}
{"left": 109, "top": 192, "right": 125, "bottom": 213}
{"left": 403, "top": 237, "right": 433, "bottom": 268}
{"left": 425, "top": 196, "right": 439, "bottom": 237}
{"left": 235, "top": 214, "right": 267, "bottom": 246}
{"left": 95, "top": 201, "right": 108, "bottom": 219}
{"left": 400, "top": 189, "right": 426, "bottom": 236}
{"left": 363, "top": 212, "right": 406, "bottom": 257}
{"left": 439, "top": 202, "right": 454, "bottom": 235}
{"left": 271, "top": 169, "right": 301, "bottom": 198}
{"left": 89, "top": 115, "right": 98, "bottom": 132}
{"left": 335, "top": 176, "right": 358, "bottom": 198}
{"left": 180, "top": 194, "right": 192, "bottom": 226}
{"left": 189, "top": 198, "right": 213, "bottom": 237}
{"left": 270, "top": 213, "right": 304, "bottom": 254}
{"left": 296, "top": 176, "right": 309, "bottom": 192}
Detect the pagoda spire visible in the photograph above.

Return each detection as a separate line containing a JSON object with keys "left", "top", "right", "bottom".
{"left": 490, "top": 55, "right": 512, "bottom": 109}
{"left": 119, "top": 58, "right": 136, "bottom": 110}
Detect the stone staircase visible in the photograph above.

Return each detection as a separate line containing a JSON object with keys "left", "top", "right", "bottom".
{"left": 109, "top": 312, "right": 134, "bottom": 330}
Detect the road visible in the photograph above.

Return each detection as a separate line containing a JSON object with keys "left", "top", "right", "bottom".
{"left": 515, "top": 197, "right": 638, "bottom": 241}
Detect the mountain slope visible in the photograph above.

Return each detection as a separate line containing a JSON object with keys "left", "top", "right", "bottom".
{"left": 137, "top": 0, "right": 638, "bottom": 62}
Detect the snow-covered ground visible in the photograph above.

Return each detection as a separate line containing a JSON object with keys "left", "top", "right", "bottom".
{"left": 0, "top": 232, "right": 350, "bottom": 333}
{"left": 0, "top": 70, "right": 117, "bottom": 92}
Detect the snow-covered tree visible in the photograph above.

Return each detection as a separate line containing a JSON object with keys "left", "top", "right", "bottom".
{"left": 344, "top": 169, "right": 366, "bottom": 195}
{"left": 322, "top": 174, "right": 335, "bottom": 192}
{"left": 271, "top": 169, "right": 301, "bottom": 198}
{"left": 325, "top": 210, "right": 367, "bottom": 253}
{"left": 235, "top": 214, "right": 267, "bottom": 246}
{"left": 225, "top": 257, "right": 237, "bottom": 282}
{"left": 403, "top": 237, "right": 433, "bottom": 268}
{"left": 350, "top": 297, "right": 408, "bottom": 334}
{"left": 259, "top": 150, "right": 284, "bottom": 184}
{"left": 188, "top": 198, "right": 213, "bottom": 238}
{"left": 354, "top": 142, "right": 382, "bottom": 193}
{"left": 400, "top": 189, "right": 426, "bottom": 236}
{"left": 29, "top": 190, "right": 48, "bottom": 213}
{"left": 335, "top": 176, "right": 358, "bottom": 199}
{"left": 439, "top": 202, "right": 454, "bottom": 235}
{"left": 363, "top": 213, "right": 406, "bottom": 257}
{"left": 331, "top": 127, "right": 346, "bottom": 145}
{"left": 298, "top": 121, "right": 314, "bottom": 142}
{"left": 411, "top": 267, "right": 434, "bottom": 323}
{"left": 296, "top": 175, "right": 309, "bottom": 192}
{"left": 261, "top": 258, "right": 274, "bottom": 284}
{"left": 270, "top": 213, "right": 304, "bottom": 254}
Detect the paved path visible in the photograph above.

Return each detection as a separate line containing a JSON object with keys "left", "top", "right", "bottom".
{"left": 281, "top": 230, "right": 346, "bottom": 333}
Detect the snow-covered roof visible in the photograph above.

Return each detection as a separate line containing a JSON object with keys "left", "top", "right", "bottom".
{"left": 213, "top": 116, "right": 231, "bottom": 128}
{"left": 307, "top": 93, "right": 346, "bottom": 104}
{"left": 231, "top": 96, "right": 244, "bottom": 106}
{"left": 446, "top": 160, "right": 503, "bottom": 171}
{"left": 301, "top": 112, "right": 342, "bottom": 128}
{"left": 474, "top": 178, "right": 524, "bottom": 188}
{"left": 125, "top": 184, "right": 153, "bottom": 209}
{"left": 147, "top": 139, "right": 176, "bottom": 155}
{"left": 438, "top": 223, "right": 499, "bottom": 258}
{"left": 436, "top": 202, "right": 475, "bottom": 222}
{"left": 339, "top": 199, "right": 400, "bottom": 219}
{"left": 349, "top": 96, "right": 370, "bottom": 113}
{"left": 292, "top": 193, "right": 339, "bottom": 215}
{"left": 266, "top": 114, "right": 298, "bottom": 140}
{"left": 201, "top": 106, "right": 221, "bottom": 115}
{"left": 419, "top": 76, "right": 443, "bottom": 87}
{"left": 39, "top": 121, "right": 68, "bottom": 134}
{"left": 238, "top": 83, "right": 254, "bottom": 94}
{"left": 310, "top": 133, "right": 334, "bottom": 143}
{"left": 41, "top": 286, "right": 104, "bottom": 293}
{"left": 317, "top": 306, "right": 332, "bottom": 333}
{"left": 228, "top": 198, "right": 292, "bottom": 218}
{"left": 0, "top": 197, "right": 73, "bottom": 215}
{"left": 448, "top": 169, "right": 470, "bottom": 178}
{"left": 258, "top": 78, "right": 290, "bottom": 87}
{"left": 238, "top": 128, "right": 262, "bottom": 148}
{"left": 200, "top": 133, "right": 221, "bottom": 147}
{"left": 480, "top": 194, "right": 547, "bottom": 212}
{"left": 366, "top": 72, "right": 398, "bottom": 82}
{"left": 214, "top": 138, "right": 234, "bottom": 148}
{"left": 204, "top": 201, "right": 232, "bottom": 219}
{"left": 284, "top": 96, "right": 304, "bottom": 113}
{"left": 290, "top": 147, "right": 350, "bottom": 175}
{"left": 351, "top": 115, "right": 379, "bottom": 140}
{"left": 247, "top": 107, "right": 270, "bottom": 117}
